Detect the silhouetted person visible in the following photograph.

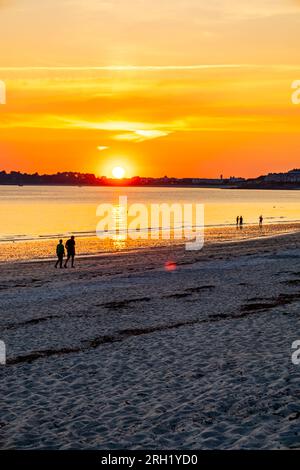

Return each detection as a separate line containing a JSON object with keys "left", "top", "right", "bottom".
{"left": 239, "top": 215, "right": 243, "bottom": 228}
{"left": 64, "top": 236, "right": 76, "bottom": 268}
{"left": 259, "top": 215, "right": 263, "bottom": 227}
{"left": 236, "top": 216, "right": 240, "bottom": 226}
{"left": 55, "top": 239, "right": 65, "bottom": 269}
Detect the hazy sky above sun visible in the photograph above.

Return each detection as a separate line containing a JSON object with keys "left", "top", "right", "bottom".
{"left": 1, "top": 0, "right": 300, "bottom": 177}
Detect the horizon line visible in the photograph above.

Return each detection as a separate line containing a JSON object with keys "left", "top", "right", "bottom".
{"left": 2, "top": 168, "right": 298, "bottom": 179}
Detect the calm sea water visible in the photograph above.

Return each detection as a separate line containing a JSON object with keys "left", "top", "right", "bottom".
{"left": 0, "top": 186, "right": 300, "bottom": 242}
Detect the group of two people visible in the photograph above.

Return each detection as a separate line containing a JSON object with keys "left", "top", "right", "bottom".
{"left": 236, "top": 215, "right": 264, "bottom": 227}
{"left": 236, "top": 215, "right": 244, "bottom": 227}
{"left": 55, "top": 236, "right": 76, "bottom": 269}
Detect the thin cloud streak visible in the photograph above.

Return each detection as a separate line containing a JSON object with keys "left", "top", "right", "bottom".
{"left": 114, "top": 130, "right": 171, "bottom": 142}
{"left": 0, "top": 64, "right": 250, "bottom": 72}
{"left": 1, "top": 113, "right": 297, "bottom": 135}
{"left": 2, "top": 64, "right": 300, "bottom": 73}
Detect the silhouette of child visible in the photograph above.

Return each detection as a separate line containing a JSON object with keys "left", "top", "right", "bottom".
{"left": 55, "top": 240, "right": 65, "bottom": 269}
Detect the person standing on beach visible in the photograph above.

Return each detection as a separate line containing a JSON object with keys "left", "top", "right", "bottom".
{"left": 64, "top": 236, "right": 76, "bottom": 268}
{"left": 55, "top": 239, "right": 65, "bottom": 269}
{"left": 236, "top": 216, "right": 240, "bottom": 226}
{"left": 239, "top": 216, "right": 243, "bottom": 228}
{"left": 259, "top": 215, "right": 263, "bottom": 227}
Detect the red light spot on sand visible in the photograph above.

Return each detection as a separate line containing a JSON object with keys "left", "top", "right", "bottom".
{"left": 165, "top": 261, "right": 177, "bottom": 272}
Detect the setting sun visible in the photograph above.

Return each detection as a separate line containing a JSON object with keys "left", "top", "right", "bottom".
{"left": 112, "top": 166, "right": 126, "bottom": 179}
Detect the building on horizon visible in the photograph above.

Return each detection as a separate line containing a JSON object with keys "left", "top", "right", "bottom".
{"left": 264, "top": 169, "right": 300, "bottom": 183}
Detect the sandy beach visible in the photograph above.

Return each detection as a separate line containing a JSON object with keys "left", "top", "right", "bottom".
{"left": 0, "top": 221, "right": 299, "bottom": 263}
{"left": 3, "top": 0, "right": 300, "bottom": 459}
{"left": 1, "top": 228, "right": 300, "bottom": 449}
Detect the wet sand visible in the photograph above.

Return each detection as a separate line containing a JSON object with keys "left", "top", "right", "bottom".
{"left": 1, "top": 229, "right": 300, "bottom": 449}
{"left": 0, "top": 221, "right": 299, "bottom": 263}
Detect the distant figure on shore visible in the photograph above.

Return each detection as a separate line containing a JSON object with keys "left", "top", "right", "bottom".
{"left": 236, "top": 216, "right": 240, "bottom": 226}
{"left": 259, "top": 215, "right": 263, "bottom": 227}
{"left": 55, "top": 239, "right": 65, "bottom": 269}
{"left": 239, "top": 215, "right": 243, "bottom": 228}
{"left": 64, "top": 236, "right": 76, "bottom": 268}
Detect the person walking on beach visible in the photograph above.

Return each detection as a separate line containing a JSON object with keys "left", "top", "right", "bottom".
{"left": 55, "top": 239, "right": 65, "bottom": 269}
{"left": 259, "top": 215, "right": 263, "bottom": 227}
{"left": 239, "top": 215, "right": 243, "bottom": 228}
{"left": 236, "top": 216, "right": 240, "bottom": 226}
{"left": 64, "top": 235, "right": 76, "bottom": 268}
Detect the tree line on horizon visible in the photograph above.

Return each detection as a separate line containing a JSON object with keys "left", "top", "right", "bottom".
{"left": 0, "top": 169, "right": 299, "bottom": 188}
{"left": 0, "top": 170, "right": 233, "bottom": 186}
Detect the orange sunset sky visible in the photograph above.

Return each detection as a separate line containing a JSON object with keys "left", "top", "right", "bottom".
{"left": 1, "top": 0, "right": 300, "bottom": 178}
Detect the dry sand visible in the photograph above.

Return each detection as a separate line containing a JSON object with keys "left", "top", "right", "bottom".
{"left": 1, "top": 230, "right": 300, "bottom": 449}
